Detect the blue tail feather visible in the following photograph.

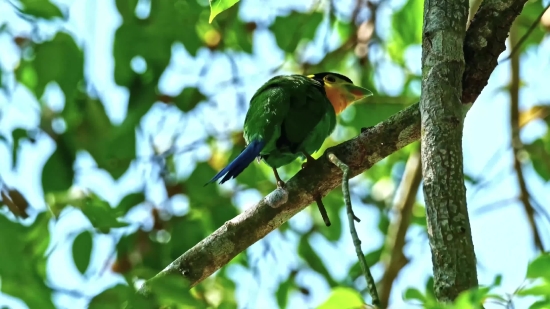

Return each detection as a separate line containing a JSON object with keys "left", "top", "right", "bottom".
{"left": 207, "top": 139, "right": 265, "bottom": 185}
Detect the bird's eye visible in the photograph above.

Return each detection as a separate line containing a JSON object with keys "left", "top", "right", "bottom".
{"left": 325, "top": 75, "right": 337, "bottom": 83}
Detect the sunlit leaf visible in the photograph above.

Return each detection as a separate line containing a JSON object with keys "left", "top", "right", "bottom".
{"left": 209, "top": 0, "right": 240, "bottom": 23}
{"left": 526, "top": 253, "right": 550, "bottom": 281}
{"left": 388, "top": 0, "right": 423, "bottom": 63}
{"left": 72, "top": 230, "right": 93, "bottom": 274}
{"left": 517, "top": 281, "right": 550, "bottom": 296}
{"left": 317, "top": 287, "right": 364, "bottom": 309}
{"left": 514, "top": 0, "right": 548, "bottom": 54}
{"left": 403, "top": 287, "right": 426, "bottom": 303}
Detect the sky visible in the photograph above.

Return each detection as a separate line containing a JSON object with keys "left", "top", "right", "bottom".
{"left": 1, "top": 0, "right": 550, "bottom": 308}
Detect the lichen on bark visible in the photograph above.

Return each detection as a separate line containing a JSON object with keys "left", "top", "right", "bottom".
{"left": 420, "top": 0, "right": 479, "bottom": 302}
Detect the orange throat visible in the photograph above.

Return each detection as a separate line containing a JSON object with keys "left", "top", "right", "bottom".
{"left": 325, "top": 86, "right": 349, "bottom": 115}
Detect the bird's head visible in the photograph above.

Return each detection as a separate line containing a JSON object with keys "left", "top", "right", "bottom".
{"left": 308, "top": 72, "right": 373, "bottom": 114}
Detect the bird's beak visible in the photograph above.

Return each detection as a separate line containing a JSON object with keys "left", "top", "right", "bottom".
{"left": 342, "top": 83, "right": 373, "bottom": 103}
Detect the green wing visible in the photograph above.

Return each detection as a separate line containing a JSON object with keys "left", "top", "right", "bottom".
{"left": 243, "top": 75, "right": 332, "bottom": 155}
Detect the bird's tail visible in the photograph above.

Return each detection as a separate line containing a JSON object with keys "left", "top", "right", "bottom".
{"left": 207, "top": 139, "right": 265, "bottom": 185}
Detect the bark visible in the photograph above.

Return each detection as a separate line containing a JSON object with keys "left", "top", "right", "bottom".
{"left": 462, "top": 0, "right": 528, "bottom": 103}
{"left": 420, "top": 0, "right": 477, "bottom": 302}
{"left": 137, "top": 0, "right": 529, "bottom": 296}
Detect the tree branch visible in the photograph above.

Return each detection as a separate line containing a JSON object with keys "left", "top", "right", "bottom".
{"left": 462, "top": 0, "right": 528, "bottom": 103}
{"left": 137, "top": 0, "right": 529, "bottom": 296}
{"left": 139, "top": 101, "right": 422, "bottom": 295}
{"left": 328, "top": 153, "right": 380, "bottom": 307}
{"left": 509, "top": 20, "right": 544, "bottom": 251}
{"left": 420, "top": 0, "right": 477, "bottom": 301}
{"left": 379, "top": 144, "right": 422, "bottom": 308}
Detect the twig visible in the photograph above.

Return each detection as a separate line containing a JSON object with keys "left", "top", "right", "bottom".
{"left": 314, "top": 196, "right": 331, "bottom": 226}
{"left": 379, "top": 144, "right": 422, "bottom": 308}
{"left": 503, "top": 3, "right": 550, "bottom": 62}
{"left": 327, "top": 153, "right": 380, "bottom": 307}
{"left": 509, "top": 21, "right": 544, "bottom": 251}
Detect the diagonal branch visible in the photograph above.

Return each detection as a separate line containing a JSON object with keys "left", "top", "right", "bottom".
{"left": 379, "top": 144, "right": 422, "bottom": 308}
{"left": 137, "top": 0, "right": 529, "bottom": 295}
{"left": 508, "top": 20, "right": 544, "bottom": 251}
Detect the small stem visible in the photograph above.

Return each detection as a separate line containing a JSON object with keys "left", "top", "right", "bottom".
{"left": 328, "top": 153, "right": 380, "bottom": 307}
{"left": 315, "top": 196, "right": 331, "bottom": 226}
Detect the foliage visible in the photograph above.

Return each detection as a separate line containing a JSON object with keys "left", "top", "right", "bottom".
{"left": 0, "top": 0, "right": 549, "bottom": 308}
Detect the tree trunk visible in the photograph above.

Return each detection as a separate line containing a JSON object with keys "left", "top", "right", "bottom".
{"left": 420, "top": 0, "right": 479, "bottom": 302}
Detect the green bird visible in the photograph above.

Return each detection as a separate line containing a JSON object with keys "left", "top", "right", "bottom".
{"left": 208, "top": 72, "right": 373, "bottom": 187}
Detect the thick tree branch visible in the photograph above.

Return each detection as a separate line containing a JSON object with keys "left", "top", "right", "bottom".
{"left": 138, "top": 0, "right": 529, "bottom": 295}
{"left": 462, "top": 0, "right": 528, "bottom": 103}
{"left": 420, "top": 0, "right": 477, "bottom": 301}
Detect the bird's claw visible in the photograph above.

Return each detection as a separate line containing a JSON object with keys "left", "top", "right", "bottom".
{"left": 276, "top": 180, "right": 286, "bottom": 189}
{"left": 302, "top": 152, "right": 315, "bottom": 170}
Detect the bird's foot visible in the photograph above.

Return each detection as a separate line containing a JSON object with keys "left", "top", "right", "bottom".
{"left": 301, "top": 152, "right": 315, "bottom": 170}
{"left": 272, "top": 168, "right": 286, "bottom": 189}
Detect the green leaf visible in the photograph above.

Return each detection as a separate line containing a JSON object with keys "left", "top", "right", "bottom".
{"left": 80, "top": 195, "right": 129, "bottom": 232}
{"left": 515, "top": 0, "right": 547, "bottom": 54}
{"left": 388, "top": 0, "right": 423, "bottom": 63}
{"left": 116, "top": 192, "right": 145, "bottom": 215}
{"left": 89, "top": 284, "right": 134, "bottom": 309}
{"left": 186, "top": 162, "right": 238, "bottom": 228}
{"left": 525, "top": 138, "right": 550, "bottom": 181}
{"left": 11, "top": 128, "right": 32, "bottom": 168}
{"left": 72, "top": 230, "right": 93, "bottom": 274}
{"left": 454, "top": 286, "right": 490, "bottom": 307}
{"left": 175, "top": 87, "right": 207, "bottom": 113}
{"left": 0, "top": 213, "right": 55, "bottom": 309}
{"left": 403, "top": 288, "right": 426, "bottom": 303}
{"left": 527, "top": 253, "right": 550, "bottom": 280}
{"left": 529, "top": 299, "right": 550, "bottom": 309}
{"left": 147, "top": 273, "right": 204, "bottom": 307}
{"left": 270, "top": 11, "right": 324, "bottom": 53}
{"left": 297, "top": 235, "right": 337, "bottom": 287}
{"left": 41, "top": 139, "right": 75, "bottom": 193}
{"left": 517, "top": 281, "right": 550, "bottom": 296}
{"left": 15, "top": 32, "right": 83, "bottom": 100}
{"left": 276, "top": 276, "right": 295, "bottom": 309}
{"left": 317, "top": 287, "right": 364, "bottom": 309}
{"left": 209, "top": 0, "right": 240, "bottom": 23}
{"left": 316, "top": 190, "right": 343, "bottom": 241}
{"left": 19, "top": 0, "right": 63, "bottom": 19}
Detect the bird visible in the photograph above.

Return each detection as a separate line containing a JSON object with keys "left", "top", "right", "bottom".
{"left": 207, "top": 72, "right": 373, "bottom": 188}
